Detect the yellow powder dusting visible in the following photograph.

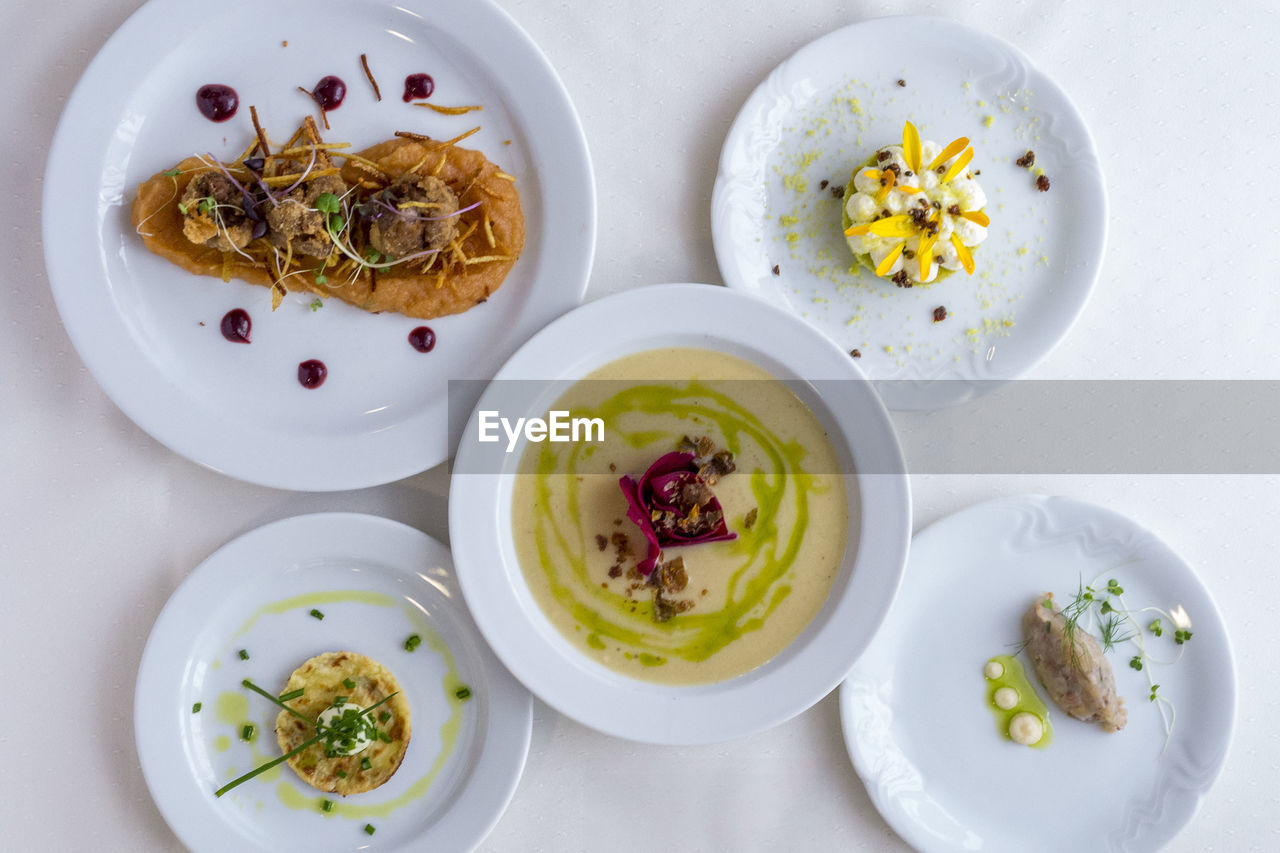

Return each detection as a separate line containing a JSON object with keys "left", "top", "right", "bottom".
{"left": 779, "top": 215, "right": 798, "bottom": 226}
{"left": 983, "top": 115, "right": 995, "bottom": 128}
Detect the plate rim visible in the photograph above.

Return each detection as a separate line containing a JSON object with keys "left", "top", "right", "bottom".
{"left": 448, "top": 282, "right": 913, "bottom": 744}
{"left": 710, "top": 14, "right": 1109, "bottom": 411}
{"left": 42, "top": 0, "right": 596, "bottom": 491}
{"left": 133, "top": 511, "right": 533, "bottom": 853}
{"left": 838, "top": 493, "right": 1237, "bottom": 852}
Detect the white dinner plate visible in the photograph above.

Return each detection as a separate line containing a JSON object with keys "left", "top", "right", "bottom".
{"left": 712, "top": 16, "right": 1106, "bottom": 410}
{"left": 43, "top": 0, "right": 594, "bottom": 490}
{"left": 134, "top": 513, "right": 532, "bottom": 852}
{"left": 449, "top": 283, "right": 911, "bottom": 744}
{"left": 840, "top": 495, "right": 1235, "bottom": 852}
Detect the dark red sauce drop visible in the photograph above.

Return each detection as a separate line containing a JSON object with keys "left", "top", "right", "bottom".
{"left": 219, "top": 309, "right": 251, "bottom": 343}
{"left": 298, "top": 360, "right": 327, "bottom": 389}
{"left": 313, "top": 76, "right": 347, "bottom": 111}
{"left": 408, "top": 326, "right": 436, "bottom": 353}
{"left": 196, "top": 84, "right": 239, "bottom": 122}
{"left": 402, "top": 73, "right": 435, "bottom": 102}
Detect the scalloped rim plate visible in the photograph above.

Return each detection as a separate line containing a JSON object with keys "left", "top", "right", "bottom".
{"left": 449, "top": 283, "right": 911, "bottom": 744}
{"left": 712, "top": 16, "right": 1106, "bottom": 410}
{"left": 840, "top": 495, "right": 1235, "bottom": 852}
{"left": 134, "top": 513, "right": 532, "bottom": 853}
{"left": 43, "top": 0, "right": 595, "bottom": 490}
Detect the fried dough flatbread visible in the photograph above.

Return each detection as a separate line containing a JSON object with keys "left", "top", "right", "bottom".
{"left": 130, "top": 135, "right": 523, "bottom": 319}
{"left": 274, "top": 651, "right": 411, "bottom": 795}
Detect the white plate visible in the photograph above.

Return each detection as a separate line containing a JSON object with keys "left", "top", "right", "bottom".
{"left": 840, "top": 495, "right": 1235, "bottom": 852}
{"left": 43, "top": 0, "right": 594, "bottom": 490}
{"left": 134, "top": 513, "right": 532, "bottom": 852}
{"left": 448, "top": 283, "right": 911, "bottom": 744}
{"left": 712, "top": 17, "right": 1106, "bottom": 410}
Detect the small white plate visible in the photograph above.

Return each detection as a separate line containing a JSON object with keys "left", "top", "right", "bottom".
{"left": 135, "top": 513, "right": 532, "bottom": 852}
{"left": 712, "top": 17, "right": 1106, "bottom": 410}
{"left": 840, "top": 495, "right": 1235, "bottom": 852}
{"left": 449, "top": 283, "right": 911, "bottom": 744}
{"left": 43, "top": 0, "right": 594, "bottom": 490}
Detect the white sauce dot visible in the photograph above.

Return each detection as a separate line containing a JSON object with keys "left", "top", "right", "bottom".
{"left": 983, "top": 660, "right": 1004, "bottom": 679}
{"left": 994, "top": 687, "right": 1018, "bottom": 710}
{"left": 1008, "top": 712, "right": 1044, "bottom": 746}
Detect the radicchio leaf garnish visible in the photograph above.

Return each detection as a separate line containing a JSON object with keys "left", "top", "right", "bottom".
{"left": 618, "top": 451, "right": 736, "bottom": 576}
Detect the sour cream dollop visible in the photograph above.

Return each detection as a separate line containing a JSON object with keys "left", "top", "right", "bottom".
{"left": 317, "top": 702, "right": 374, "bottom": 756}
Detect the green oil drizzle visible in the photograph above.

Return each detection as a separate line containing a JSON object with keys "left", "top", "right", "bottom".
{"left": 984, "top": 654, "right": 1053, "bottom": 749}
{"left": 231, "top": 590, "right": 397, "bottom": 639}
{"left": 525, "top": 379, "right": 826, "bottom": 666}
{"left": 215, "top": 691, "right": 280, "bottom": 781}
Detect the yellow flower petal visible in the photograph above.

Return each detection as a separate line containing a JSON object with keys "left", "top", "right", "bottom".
{"left": 898, "top": 185, "right": 922, "bottom": 194}
{"left": 902, "top": 121, "right": 922, "bottom": 174}
{"left": 868, "top": 215, "right": 916, "bottom": 238}
{"left": 874, "top": 169, "right": 897, "bottom": 202}
{"left": 941, "top": 147, "right": 974, "bottom": 183}
{"left": 918, "top": 229, "right": 938, "bottom": 280}
{"left": 875, "top": 242, "right": 906, "bottom": 277}
{"left": 961, "top": 210, "right": 990, "bottom": 227}
{"left": 950, "top": 233, "right": 975, "bottom": 274}
{"left": 928, "top": 137, "right": 969, "bottom": 171}
{"left": 844, "top": 223, "right": 871, "bottom": 236}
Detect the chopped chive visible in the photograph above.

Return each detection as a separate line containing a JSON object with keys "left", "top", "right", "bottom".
{"left": 241, "top": 723, "right": 256, "bottom": 742}
{"left": 379, "top": 711, "right": 391, "bottom": 723}
{"left": 365, "top": 824, "right": 376, "bottom": 835}
{"left": 404, "top": 634, "right": 422, "bottom": 652}
{"left": 309, "top": 609, "right": 325, "bottom": 620}
{"left": 337, "top": 769, "right": 347, "bottom": 779}
{"left": 238, "top": 649, "right": 250, "bottom": 660}
{"left": 360, "top": 757, "right": 372, "bottom": 771}
{"left": 378, "top": 731, "right": 391, "bottom": 743}
{"left": 192, "top": 702, "right": 202, "bottom": 714}
{"left": 343, "top": 678, "right": 356, "bottom": 689}
{"left": 334, "top": 696, "right": 347, "bottom": 706}
{"left": 320, "top": 798, "right": 334, "bottom": 813}
{"left": 278, "top": 688, "right": 304, "bottom": 702}
{"left": 455, "top": 686, "right": 472, "bottom": 701}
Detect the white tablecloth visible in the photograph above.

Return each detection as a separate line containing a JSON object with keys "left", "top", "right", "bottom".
{"left": 2, "top": 0, "right": 1276, "bottom": 850}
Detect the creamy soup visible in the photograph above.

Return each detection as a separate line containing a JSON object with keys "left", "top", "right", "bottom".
{"left": 511, "top": 348, "right": 851, "bottom": 685}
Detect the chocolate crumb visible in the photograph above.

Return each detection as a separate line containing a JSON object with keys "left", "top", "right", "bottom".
{"left": 595, "top": 534, "right": 608, "bottom": 551}
{"left": 892, "top": 270, "right": 911, "bottom": 288}
{"left": 936, "top": 165, "right": 946, "bottom": 174}
{"left": 198, "top": 321, "right": 206, "bottom": 327}
{"left": 850, "top": 348, "right": 862, "bottom": 359}
{"left": 896, "top": 78, "right": 906, "bottom": 87}
{"left": 947, "top": 204, "right": 961, "bottom": 215}
{"left": 933, "top": 306, "right": 947, "bottom": 323}
{"left": 608, "top": 565, "right": 622, "bottom": 578}
{"left": 609, "top": 462, "right": 616, "bottom": 472}
{"left": 1036, "top": 174, "right": 1050, "bottom": 192}
{"left": 701, "top": 589, "right": 708, "bottom": 596}
{"left": 743, "top": 507, "right": 759, "bottom": 529}
{"left": 831, "top": 185, "right": 845, "bottom": 198}
{"left": 903, "top": 249, "right": 916, "bottom": 259}
{"left": 819, "top": 179, "right": 829, "bottom": 190}
{"left": 974, "top": 169, "right": 981, "bottom": 175}
{"left": 771, "top": 264, "right": 780, "bottom": 276}
{"left": 877, "top": 150, "right": 891, "bottom": 162}
{"left": 282, "top": 40, "right": 288, "bottom": 47}
{"left": 1016, "top": 150, "right": 1036, "bottom": 168}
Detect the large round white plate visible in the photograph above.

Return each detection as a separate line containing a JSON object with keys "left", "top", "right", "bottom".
{"left": 712, "top": 17, "right": 1106, "bottom": 410}
{"left": 840, "top": 495, "right": 1235, "bottom": 852}
{"left": 135, "top": 513, "right": 532, "bottom": 852}
{"left": 448, "top": 283, "right": 911, "bottom": 744}
{"left": 43, "top": 0, "right": 594, "bottom": 490}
